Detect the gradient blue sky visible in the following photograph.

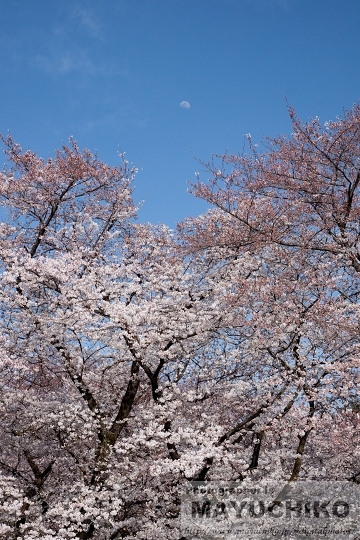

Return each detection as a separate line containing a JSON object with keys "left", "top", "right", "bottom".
{"left": 1, "top": 0, "right": 360, "bottom": 226}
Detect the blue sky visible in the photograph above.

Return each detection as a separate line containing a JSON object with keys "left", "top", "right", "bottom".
{"left": 1, "top": 0, "right": 360, "bottom": 227}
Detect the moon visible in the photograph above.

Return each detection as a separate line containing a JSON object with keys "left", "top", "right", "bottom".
{"left": 180, "top": 101, "right": 190, "bottom": 109}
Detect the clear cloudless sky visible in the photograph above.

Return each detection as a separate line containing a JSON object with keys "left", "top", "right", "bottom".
{"left": 1, "top": 0, "right": 360, "bottom": 226}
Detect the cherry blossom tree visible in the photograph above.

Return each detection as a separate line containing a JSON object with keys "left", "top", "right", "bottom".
{"left": 179, "top": 103, "right": 360, "bottom": 485}
{"left": 0, "top": 104, "right": 360, "bottom": 539}
{"left": 0, "top": 137, "right": 230, "bottom": 538}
